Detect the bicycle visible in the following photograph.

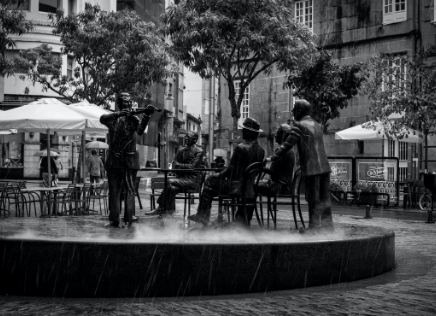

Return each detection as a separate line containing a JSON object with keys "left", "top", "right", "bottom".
{"left": 418, "top": 191, "right": 436, "bottom": 211}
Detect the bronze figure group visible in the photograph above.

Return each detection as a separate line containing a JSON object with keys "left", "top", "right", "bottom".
{"left": 101, "top": 93, "right": 333, "bottom": 232}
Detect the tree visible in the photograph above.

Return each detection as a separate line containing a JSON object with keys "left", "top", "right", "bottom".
{"left": 288, "top": 50, "right": 367, "bottom": 133}
{"left": 0, "top": 0, "right": 33, "bottom": 76}
{"left": 14, "top": 4, "right": 175, "bottom": 108}
{"left": 161, "top": 0, "right": 317, "bottom": 132}
{"left": 363, "top": 46, "right": 436, "bottom": 168}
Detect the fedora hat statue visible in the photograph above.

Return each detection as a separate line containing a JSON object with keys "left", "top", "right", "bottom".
{"left": 239, "top": 117, "right": 263, "bottom": 133}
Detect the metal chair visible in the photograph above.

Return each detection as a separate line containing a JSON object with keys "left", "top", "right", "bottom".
{"left": 217, "top": 161, "right": 266, "bottom": 226}
{"left": 55, "top": 184, "right": 77, "bottom": 215}
{"left": 135, "top": 176, "right": 143, "bottom": 209}
{"left": 0, "top": 182, "right": 11, "bottom": 218}
{"left": 17, "top": 181, "right": 45, "bottom": 217}
{"left": 257, "top": 167, "right": 305, "bottom": 230}
{"left": 3, "top": 184, "right": 31, "bottom": 217}
{"left": 178, "top": 167, "right": 207, "bottom": 218}
{"left": 88, "top": 183, "right": 108, "bottom": 215}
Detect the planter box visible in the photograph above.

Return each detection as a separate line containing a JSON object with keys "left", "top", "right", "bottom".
{"left": 358, "top": 192, "right": 377, "bottom": 206}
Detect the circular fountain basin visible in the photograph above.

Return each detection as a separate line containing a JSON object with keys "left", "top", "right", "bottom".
{"left": 0, "top": 217, "right": 395, "bottom": 297}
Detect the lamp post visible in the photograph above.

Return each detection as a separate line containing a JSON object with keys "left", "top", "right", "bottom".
{"left": 209, "top": 76, "right": 215, "bottom": 163}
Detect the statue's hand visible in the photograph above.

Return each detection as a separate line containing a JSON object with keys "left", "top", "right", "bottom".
{"left": 270, "top": 155, "right": 280, "bottom": 162}
{"left": 144, "top": 104, "right": 158, "bottom": 116}
{"left": 118, "top": 109, "right": 130, "bottom": 117}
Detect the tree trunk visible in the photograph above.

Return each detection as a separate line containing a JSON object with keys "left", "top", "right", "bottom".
{"left": 267, "top": 79, "right": 274, "bottom": 156}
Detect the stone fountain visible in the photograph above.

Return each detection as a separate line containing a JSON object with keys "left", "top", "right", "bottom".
{"left": 0, "top": 216, "right": 395, "bottom": 297}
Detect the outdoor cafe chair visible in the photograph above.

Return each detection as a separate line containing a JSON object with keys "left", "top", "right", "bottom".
{"left": 2, "top": 184, "right": 32, "bottom": 217}
{"left": 217, "top": 161, "right": 266, "bottom": 227}
{"left": 0, "top": 182, "right": 11, "bottom": 218}
{"left": 88, "top": 182, "right": 108, "bottom": 215}
{"left": 256, "top": 167, "right": 305, "bottom": 230}
{"left": 54, "top": 184, "right": 77, "bottom": 215}
{"left": 17, "top": 181, "right": 45, "bottom": 217}
{"left": 177, "top": 166, "right": 207, "bottom": 219}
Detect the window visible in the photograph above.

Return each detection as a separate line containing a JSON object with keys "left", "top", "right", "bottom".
{"left": 383, "top": 0, "right": 407, "bottom": 25}
{"left": 399, "top": 142, "right": 408, "bottom": 160}
{"left": 295, "top": 0, "right": 313, "bottom": 30}
{"left": 388, "top": 140, "right": 395, "bottom": 157}
{"left": 39, "top": 0, "right": 60, "bottom": 13}
{"left": 117, "top": 0, "right": 135, "bottom": 11}
{"left": 235, "top": 80, "right": 250, "bottom": 128}
{"left": 7, "top": 1, "right": 30, "bottom": 10}
{"left": 4, "top": 51, "right": 27, "bottom": 73}
{"left": 382, "top": 55, "right": 407, "bottom": 94}
{"left": 67, "top": 56, "right": 73, "bottom": 79}
{"left": 399, "top": 166, "right": 408, "bottom": 181}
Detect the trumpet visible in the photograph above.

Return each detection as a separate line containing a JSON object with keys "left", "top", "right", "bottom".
{"left": 127, "top": 105, "right": 162, "bottom": 115}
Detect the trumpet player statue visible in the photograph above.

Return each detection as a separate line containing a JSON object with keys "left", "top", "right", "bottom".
{"left": 100, "top": 92, "right": 159, "bottom": 228}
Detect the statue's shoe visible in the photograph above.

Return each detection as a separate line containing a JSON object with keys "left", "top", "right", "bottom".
{"left": 187, "top": 214, "right": 208, "bottom": 226}
{"left": 144, "top": 208, "right": 164, "bottom": 216}
{"left": 105, "top": 221, "right": 120, "bottom": 228}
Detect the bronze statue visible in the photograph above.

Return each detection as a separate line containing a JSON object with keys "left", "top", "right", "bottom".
{"left": 144, "top": 131, "right": 205, "bottom": 216}
{"left": 256, "top": 124, "right": 295, "bottom": 196}
{"left": 271, "top": 100, "right": 333, "bottom": 231}
{"left": 100, "top": 92, "right": 158, "bottom": 228}
{"left": 188, "top": 117, "right": 265, "bottom": 226}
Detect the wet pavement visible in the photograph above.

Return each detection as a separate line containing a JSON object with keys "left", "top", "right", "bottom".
{"left": 1, "top": 189, "right": 436, "bottom": 315}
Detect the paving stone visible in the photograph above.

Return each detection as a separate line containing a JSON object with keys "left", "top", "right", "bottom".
{"left": 1, "top": 191, "right": 436, "bottom": 314}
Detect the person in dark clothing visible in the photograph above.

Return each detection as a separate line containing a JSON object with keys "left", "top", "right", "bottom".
{"left": 188, "top": 117, "right": 265, "bottom": 226}
{"left": 271, "top": 100, "right": 333, "bottom": 231}
{"left": 100, "top": 92, "right": 158, "bottom": 228}
{"left": 145, "top": 131, "right": 205, "bottom": 216}
{"left": 256, "top": 124, "right": 295, "bottom": 196}
{"left": 40, "top": 156, "right": 58, "bottom": 187}
{"left": 214, "top": 156, "right": 225, "bottom": 168}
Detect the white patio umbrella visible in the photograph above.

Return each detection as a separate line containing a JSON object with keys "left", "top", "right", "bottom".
{"left": 0, "top": 129, "right": 17, "bottom": 135}
{"left": 335, "top": 121, "right": 424, "bottom": 143}
{"left": 85, "top": 141, "right": 109, "bottom": 149}
{"left": 0, "top": 110, "right": 17, "bottom": 134}
{"left": 0, "top": 98, "right": 109, "bottom": 185}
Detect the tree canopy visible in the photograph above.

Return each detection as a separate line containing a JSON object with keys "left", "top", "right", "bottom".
{"left": 0, "top": 0, "right": 33, "bottom": 76}
{"left": 14, "top": 3, "right": 175, "bottom": 108}
{"left": 161, "top": 0, "right": 317, "bottom": 130}
{"left": 363, "top": 46, "right": 436, "bottom": 141}
{"left": 288, "top": 50, "right": 367, "bottom": 133}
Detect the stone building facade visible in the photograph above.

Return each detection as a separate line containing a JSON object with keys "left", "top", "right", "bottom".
{"left": 218, "top": 0, "right": 436, "bottom": 178}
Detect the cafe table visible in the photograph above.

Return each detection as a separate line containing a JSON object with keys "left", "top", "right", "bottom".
{"left": 21, "top": 185, "right": 69, "bottom": 217}
{"left": 140, "top": 167, "right": 223, "bottom": 213}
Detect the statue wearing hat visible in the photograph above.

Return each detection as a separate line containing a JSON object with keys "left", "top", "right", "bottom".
{"left": 255, "top": 124, "right": 295, "bottom": 197}
{"left": 188, "top": 117, "right": 265, "bottom": 226}
{"left": 271, "top": 100, "right": 333, "bottom": 231}
{"left": 145, "top": 131, "right": 205, "bottom": 216}
{"left": 100, "top": 92, "right": 159, "bottom": 228}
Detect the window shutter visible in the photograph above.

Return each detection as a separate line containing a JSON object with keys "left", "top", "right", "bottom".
{"left": 383, "top": 11, "right": 394, "bottom": 24}
{"left": 393, "top": 9, "right": 406, "bottom": 23}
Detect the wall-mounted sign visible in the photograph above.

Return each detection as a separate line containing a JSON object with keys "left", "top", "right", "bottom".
{"left": 358, "top": 162, "right": 397, "bottom": 181}
{"left": 329, "top": 162, "right": 351, "bottom": 180}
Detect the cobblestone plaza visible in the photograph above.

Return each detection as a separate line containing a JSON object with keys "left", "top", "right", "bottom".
{"left": 1, "top": 192, "right": 436, "bottom": 315}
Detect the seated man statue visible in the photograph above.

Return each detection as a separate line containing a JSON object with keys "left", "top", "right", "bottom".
{"left": 188, "top": 117, "right": 265, "bottom": 226}
{"left": 256, "top": 124, "right": 295, "bottom": 197}
{"left": 145, "top": 131, "right": 204, "bottom": 216}
{"left": 271, "top": 100, "right": 333, "bottom": 231}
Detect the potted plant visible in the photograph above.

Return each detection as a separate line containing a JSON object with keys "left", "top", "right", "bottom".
{"left": 354, "top": 182, "right": 378, "bottom": 206}
{"left": 330, "top": 182, "right": 346, "bottom": 204}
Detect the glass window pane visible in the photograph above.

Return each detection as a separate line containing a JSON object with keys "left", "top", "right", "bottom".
{"left": 39, "top": 0, "right": 59, "bottom": 13}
